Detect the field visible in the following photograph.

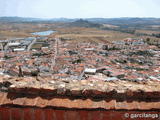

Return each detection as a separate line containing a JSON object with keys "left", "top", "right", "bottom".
{"left": 0, "top": 31, "right": 36, "bottom": 38}
{"left": 135, "top": 30, "right": 160, "bottom": 42}
{"left": 0, "top": 22, "right": 159, "bottom": 43}
{"left": 49, "top": 27, "right": 158, "bottom": 44}
{"left": 0, "top": 22, "right": 59, "bottom": 38}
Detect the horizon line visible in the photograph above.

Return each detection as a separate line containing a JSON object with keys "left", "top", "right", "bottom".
{"left": 0, "top": 16, "right": 160, "bottom": 19}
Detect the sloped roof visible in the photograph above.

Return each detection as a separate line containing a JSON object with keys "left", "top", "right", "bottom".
{"left": 0, "top": 92, "right": 160, "bottom": 110}
{"left": 0, "top": 77, "right": 160, "bottom": 110}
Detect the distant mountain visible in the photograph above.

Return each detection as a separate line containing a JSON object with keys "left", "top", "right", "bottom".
{"left": 0, "top": 16, "right": 160, "bottom": 25}
{"left": 0, "top": 16, "right": 46, "bottom": 22}
{"left": 87, "top": 17, "right": 160, "bottom": 25}
{"left": 49, "top": 18, "right": 77, "bottom": 22}
{"left": 0, "top": 16, "right": 76, "bottom": 22}
{"left": 65, "top": 19, "right": 102, "bottom": 28}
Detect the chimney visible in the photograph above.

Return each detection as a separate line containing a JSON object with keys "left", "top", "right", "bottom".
{"left": 18, "top": 65, "right": 23, "bottom": 77}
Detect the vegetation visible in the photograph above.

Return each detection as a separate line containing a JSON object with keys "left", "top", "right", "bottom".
{"left": 145, "top": 38, "right": 160, "bottom": 48}
{"left": 60, "top": 37, "right": 67, "bottom": 41}
{"left": 127, "top": 58, "right": 153, "bottom": 65}
{"left": 103, "top": 27, "right": 136, "bottom": 35}
{"left": 128, "top": 50, "right": 154, "bottom": 57}
{"left": 66, "top": 19, "right": 102, "bottom": 28}
{"left": 105, "top": 53, "right": 108, "bottom": 56}
{"left": 32, "top": 52, "right": 51, "bottom": 56}
{"left": 146, "top": 38, "right": 150, "bottom": 43}
{"left": 42, "top": 43, "right": 50, "bottom": 47}
{"left": 31, "top": 71, "right": 38, "bottom": 76}
{"left": 152, "top": 33, "right": 160, "bottom": 38}
{"left": 4, "top": 55, "right": 12, "bottom": 59}
{"left": 0, "top": 17, "right": 159, "bottom": 45}
{"left": 72, "top": 58, "right": 83, "bottom": 64}
{"left": 125, "top": 66, "right": 148, "bottom": 71}
{"left": 68, "top": 50, "right": 77, "bottom": 55}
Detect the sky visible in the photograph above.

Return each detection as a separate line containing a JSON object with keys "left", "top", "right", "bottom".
{"left": 0, "top": 0, "right": 160, "bottom": 18}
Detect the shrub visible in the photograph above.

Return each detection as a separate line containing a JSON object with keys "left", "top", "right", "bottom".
{"left": 31, "top": 71, "right": 38, "bottom": 76}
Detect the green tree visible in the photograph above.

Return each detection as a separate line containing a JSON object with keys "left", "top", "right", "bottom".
{"left": 31, "top": 71, "right": 38, "bottom": 76}
{"left": 146, "top": 38, "right": 150, "bottom": 43}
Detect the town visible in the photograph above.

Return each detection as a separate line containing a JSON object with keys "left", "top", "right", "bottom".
{"left": 0, "top": 36, "right": 159, "bottom": 83}
{"left": 0, "top": 0, "right": 160, "bottom": 118}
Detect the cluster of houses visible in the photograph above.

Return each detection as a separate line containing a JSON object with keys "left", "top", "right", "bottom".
{"left": 0, "top": 37, "right": 36, "bottom": 52}
{"left": 0, "top": 36, "right": 50, "bottom": 52}
{"left": 0, "top": 37, "right": 159, "bottom": 82}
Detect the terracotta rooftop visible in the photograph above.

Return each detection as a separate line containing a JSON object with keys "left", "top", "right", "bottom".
{"left": 1, "top": 92, "right": 160, "bottom": 111}
{"left": 0, "top": 76, "right": 160, "bottom": 110}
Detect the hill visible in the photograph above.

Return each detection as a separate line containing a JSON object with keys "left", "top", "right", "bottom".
{"left": 86, "top": 17, "right": 160, "bottom": 25}
{"left": 65, "top": 19, "right": 102, "bottom": 28}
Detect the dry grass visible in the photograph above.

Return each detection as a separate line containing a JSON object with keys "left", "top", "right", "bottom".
{"left": 135, "top": 30, "right": 160, "bottom": 42}
{"left": 31, "top": 44, "right": 42, "bottom": 49}
{"left": 135, "top": 30, "right": 158, "bottom": 35}
{"left": 0, "top": 31, "right": 36, "bottom": 38}
{"left": 0, "top": 22, "right": 59, "bottom": 38}
{"left": 48, "top": 27, "right": 142, "bottom": 43}
{"left": 0, "top": 22, "right": 159, "bottom": 43}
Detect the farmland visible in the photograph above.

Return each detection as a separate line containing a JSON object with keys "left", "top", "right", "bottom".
{"left": 0, "top": 18, "right": 159, "bottom": 44}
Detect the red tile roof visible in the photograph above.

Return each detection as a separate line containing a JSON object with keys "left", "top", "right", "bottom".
{"left": 0, "top": 76, "right": 160, "bottom": 111}
{"left": 0, "top": 92, "right": 160, "bottom": 111}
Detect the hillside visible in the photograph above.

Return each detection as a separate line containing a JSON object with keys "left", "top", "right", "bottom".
{"left": 65, "top": 19, "right": 102, "bottom": 28}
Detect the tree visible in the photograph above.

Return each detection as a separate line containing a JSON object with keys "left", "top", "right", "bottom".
{"left": 31, "top": 71, "right": 38, "bottom": 76}
{"left": 4, "top": 55, "right": 11, "bottom": 59}
{"left": 146, "top": 38, "right": 150, "bottom": 43}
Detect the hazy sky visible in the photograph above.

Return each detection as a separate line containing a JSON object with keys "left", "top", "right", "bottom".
{"left": 0, "top": 0, "right": 160, "bottom": 18}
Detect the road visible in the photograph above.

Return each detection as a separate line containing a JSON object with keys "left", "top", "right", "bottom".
{"left": 0, "top": 43, "right": 3, "bottom": 51}
{"left": 27, "top": 38, "right": 37, "bottom": 51}
{"left": 51, "top": 37, "right": 59, "bottom": 70}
